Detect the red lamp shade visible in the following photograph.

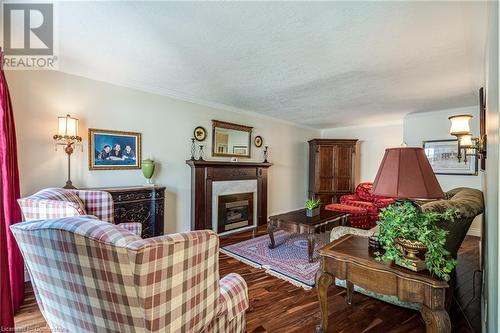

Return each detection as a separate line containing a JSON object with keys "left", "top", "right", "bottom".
{"left": 372, "top": 147, "right": 444, "bottom": 200}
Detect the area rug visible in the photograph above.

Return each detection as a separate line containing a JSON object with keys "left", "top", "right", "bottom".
{"left": 220, "top": 231, "right": 330, "bottom": 289}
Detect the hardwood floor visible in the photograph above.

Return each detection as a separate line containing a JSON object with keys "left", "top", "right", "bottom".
{"left": 14, "top": 227, "right": 480, "bottom": 332}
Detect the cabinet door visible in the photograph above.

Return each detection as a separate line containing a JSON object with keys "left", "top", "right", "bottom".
{"left": 317, "top": 194, "right": 338, "bottom": 205}
{"left": 317, "top": 146, "right": 335, "bottom": 192}
{"left": 334, "top": 145, "right": 354, "bottom": 192}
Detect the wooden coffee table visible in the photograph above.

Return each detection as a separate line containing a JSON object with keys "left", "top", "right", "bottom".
{"left": 267, "top": 207, "right": 348, "bottom": 262}
{"left": 316, "top": 235, "right": 450, "bottom": 333}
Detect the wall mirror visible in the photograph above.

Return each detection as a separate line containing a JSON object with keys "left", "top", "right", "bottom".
{"left": 212, "top": 120, "right": 253, "bottom": 158}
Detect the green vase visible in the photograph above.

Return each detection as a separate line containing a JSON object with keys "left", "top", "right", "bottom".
{"left": 142, "top": 159, "right": 155, "bottom": 185}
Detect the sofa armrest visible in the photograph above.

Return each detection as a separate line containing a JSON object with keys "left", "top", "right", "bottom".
{"left": 330, "top": 226, "right": 377, "bottom": 242}
{"left": 217, "top": 273, "right": 249, "bottom": 320}
{"left": 340, "top": 194, "right": 359, "bottom": 204}
{"left": 117, "top": 222, "right": 142, "bottom": 236}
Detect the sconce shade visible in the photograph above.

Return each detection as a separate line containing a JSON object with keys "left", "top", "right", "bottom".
{"left": 449, "top": 114, "right": 472, "bottom": 136}
{"left": 372, "top": 147, "right": 444, "bottom": 200}
{"left": 57, "top": 114, "right": 79, "bottom": 137}
{"left": 459, "top": 134, "right": 474, "bottom": 148}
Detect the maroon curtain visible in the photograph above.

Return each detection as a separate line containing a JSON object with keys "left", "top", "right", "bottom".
{"left": 0, "top": 50, "right": 24, "bottom": 330}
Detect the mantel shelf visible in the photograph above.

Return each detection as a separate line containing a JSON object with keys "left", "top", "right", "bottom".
{"left": 186, "top": 160, "right": 273, "bottom": 168}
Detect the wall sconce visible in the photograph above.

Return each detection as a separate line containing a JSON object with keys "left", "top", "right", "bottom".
{"left": 53, "top": 114, "right": 82, "bottom": 189}
{"left": 448, "top": 88, "right": 487, "bottom": 168}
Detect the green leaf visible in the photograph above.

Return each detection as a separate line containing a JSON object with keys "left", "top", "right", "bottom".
{"left": 375, "top": 202, "right": 457, "bottom": 281}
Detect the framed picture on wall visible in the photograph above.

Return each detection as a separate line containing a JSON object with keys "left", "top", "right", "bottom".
{"left": 89, "top": 128, "right": 141, "bottom": 170}
{"left": 423, "top": 139, "right": 477, "bottom": 175}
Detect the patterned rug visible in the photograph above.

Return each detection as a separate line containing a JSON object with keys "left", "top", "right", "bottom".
{"left": 220, "top": 231, "right": 330, "bottom": 289}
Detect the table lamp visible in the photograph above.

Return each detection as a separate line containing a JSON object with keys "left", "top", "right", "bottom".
{"left": 53, "top": 114, "right": 82, "bottom": 189}
{"left": 371, "top": 147, "right": 444, "bottom": 271}
{"left": 372, "top": 147, "right": 444, "bottom": 200}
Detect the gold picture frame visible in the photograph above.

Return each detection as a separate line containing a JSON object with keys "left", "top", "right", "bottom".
{"left": 88, "top": 128, "right": 142, "bottom": 170}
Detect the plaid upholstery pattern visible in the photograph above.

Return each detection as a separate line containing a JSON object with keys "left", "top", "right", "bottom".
{"left": 218, "top": 274, "right": 249, "bottom": 320}
{"left": 119, "top": 222, "right": 143, "bottom": 236}
{"left": 17, "top": 188, "right": 143, "bottom": 236}
{"left": 11, "top": 217, "right": 143, "bottom": 333}
{"left": 74, "top": 190, "right": 114, "bottom": 223}
{"left": 18, "top": 188, "right": 114, "bottom": 223}
{"left": 18, "top": 188, "right": 87, "bottom": 221}
{"left": 12, "top": 218, "right": 248, "bottom": 333}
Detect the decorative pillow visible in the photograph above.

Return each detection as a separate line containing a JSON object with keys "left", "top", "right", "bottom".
{"left": 18, "top": 188, "right": 87, "bottom": 221}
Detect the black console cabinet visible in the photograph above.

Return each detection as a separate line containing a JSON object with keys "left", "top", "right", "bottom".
{"left": 89, "top": 186, "right": 166, "bottom": 238}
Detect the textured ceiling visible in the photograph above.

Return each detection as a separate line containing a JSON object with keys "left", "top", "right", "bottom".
{"left": 57, "top": 1, "right": 488, "bottom": 129}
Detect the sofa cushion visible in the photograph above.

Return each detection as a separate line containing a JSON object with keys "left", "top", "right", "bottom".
{"left": 18, "top": 188, "right": 87, "bottom": 221}
{"left": 326, "top": 203, "right": 367, "bottom": 215}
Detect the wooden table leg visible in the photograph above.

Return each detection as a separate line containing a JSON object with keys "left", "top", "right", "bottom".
{"left": 420, "top": 306, "right": 451, "bottom": 333}
{"left": 315, "top": 271, "right": 333, "bottom": 333}
{"left": 341, "top": 214, "right": 349, "bottom": 226}
{"left": 346, "top": 281, "right": 354, "bottom": 305}
{"left": 267, "top": 223, "right": 276, "bottom": 249}
{"left": 308, "top": 232, "right": 315, "bottom": 263}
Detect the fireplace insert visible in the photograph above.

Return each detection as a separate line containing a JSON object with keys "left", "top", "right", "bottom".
{"left": 218, "top": 192, "right": 254, "bottom": 233}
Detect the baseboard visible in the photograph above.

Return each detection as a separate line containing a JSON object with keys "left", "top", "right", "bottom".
{"left": 467, "top": 227, "right": 482, "bottom": 237}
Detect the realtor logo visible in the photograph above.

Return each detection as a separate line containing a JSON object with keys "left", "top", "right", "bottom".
{"left": 3, "top": 3, "right": 53, "bottom": 55}
{"left": 2, "top": 2, "right": 57, "bottom": 69}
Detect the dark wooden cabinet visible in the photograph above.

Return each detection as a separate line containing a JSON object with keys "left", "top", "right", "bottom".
{"left": 89, "top": 186, "right": 165, "bottom": 238}
{"left": 308, "top": 139, "right": 357, "bottom": 204}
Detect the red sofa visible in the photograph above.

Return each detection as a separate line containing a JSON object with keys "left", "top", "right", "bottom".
{"left": 326, "top": 182, "right": 395, "bottom": 229}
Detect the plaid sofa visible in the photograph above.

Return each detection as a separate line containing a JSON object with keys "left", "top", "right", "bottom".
{"left": 11, "top": 216, "right": 249, "bottom": 333}
{"left": 17, "top": 188, "right": 142, "bottom": 236}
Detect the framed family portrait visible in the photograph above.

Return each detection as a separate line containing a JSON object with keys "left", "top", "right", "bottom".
{"left": 89, "top": 128, "right": 141, "bottom": 170}
{"left": 423, "top": 139, "right": 477, "bottom": 176}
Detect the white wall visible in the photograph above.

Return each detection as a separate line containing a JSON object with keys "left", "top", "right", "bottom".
{"left": 321, "top": 122, "right": 404, "bottom": 184}
{"left": 404, "top": 106, "right": 483, "bottom": 191}
{"left": 7, "top": 70, "right": 320, "bottom": 233}
{"left": 483, "top": 2, "right": 499, "bottom": 332}
{"left": 404, "top": 107, "right": 483, "bottom": 235}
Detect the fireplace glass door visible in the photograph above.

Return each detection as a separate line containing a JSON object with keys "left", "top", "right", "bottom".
{"left": 218, "top": 192, "right": 254, "bottom": 233}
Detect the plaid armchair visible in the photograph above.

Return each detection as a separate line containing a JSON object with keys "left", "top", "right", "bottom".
{"left": 17, "top": 187, "right": 142, "bottom": 236}
{"left": 11, "top": 216, "right": 248, "bottom": 333}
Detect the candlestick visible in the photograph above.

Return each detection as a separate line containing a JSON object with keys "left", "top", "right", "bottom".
{"left": 190, "top": 138, "right": 196, "bottom": 160}
{"left": 198, "top": 144, "right": 205, "bottom": 161}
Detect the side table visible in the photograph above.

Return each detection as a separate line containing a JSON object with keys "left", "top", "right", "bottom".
{"left": 316, "top": 235, "right": 450, "bottom": 333}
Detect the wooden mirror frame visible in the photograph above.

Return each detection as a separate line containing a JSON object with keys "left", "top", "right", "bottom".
{"left": 212, "top": 120, "right": 253, "bottom": 158}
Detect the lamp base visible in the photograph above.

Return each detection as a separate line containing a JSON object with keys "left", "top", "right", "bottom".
{"left": 63, "top": 180, "right": 76, "bottom": 189}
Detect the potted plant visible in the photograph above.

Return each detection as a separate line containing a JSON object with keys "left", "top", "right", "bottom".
{"left": 374, "top": 202, "right": 457, "bottom": 281}
{"left": 305, "top": 198, "right": 321, "bottom": 217}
